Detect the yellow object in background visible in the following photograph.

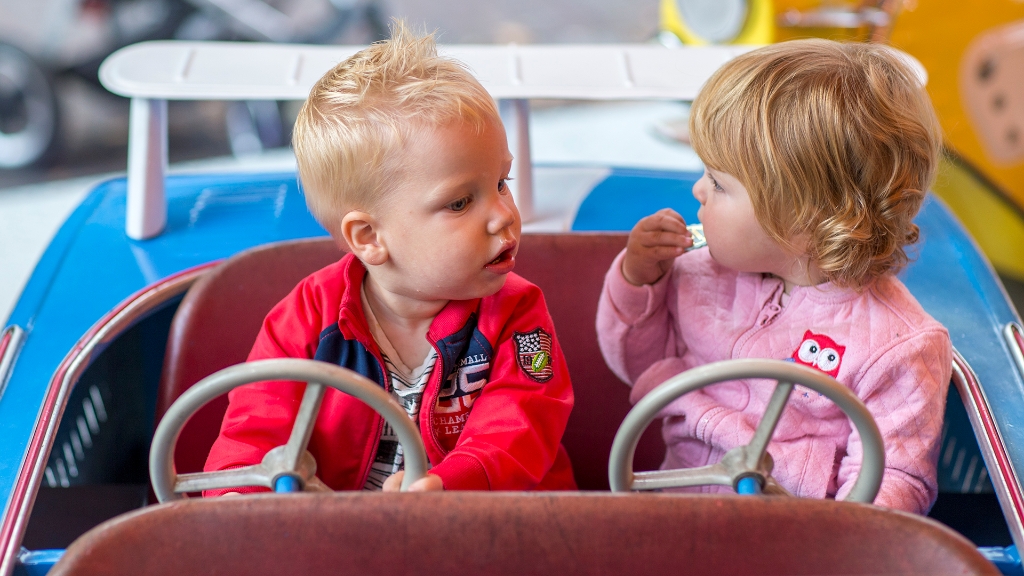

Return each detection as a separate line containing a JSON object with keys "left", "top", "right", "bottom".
{"left": 888, "top": 1, "right": 1024, "bottom": 217}
{"left": 660, "top": 0, "right": 1024, "bottom": 282}
{"left": 660, "top": 0, "right": 775, "bottom": 45}
{"left": 885, "top": 1, "right": 1024, "bottom": 281}
{"left": 932, "top": 155, "right": 1024, "bottom": 282}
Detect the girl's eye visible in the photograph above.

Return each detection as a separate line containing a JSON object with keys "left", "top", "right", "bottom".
{"left": 498, "top": 177, "right": 513, "bottom": 194}
{"left": 708, "top": 174, "right": 723, "bottom": 191}
{"left": 447, "top": 197, "right": 471, "bottom": 212}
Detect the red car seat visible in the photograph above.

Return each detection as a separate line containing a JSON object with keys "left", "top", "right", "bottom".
{"left": 155, "top": 233, "right": 664, "bottom": 489}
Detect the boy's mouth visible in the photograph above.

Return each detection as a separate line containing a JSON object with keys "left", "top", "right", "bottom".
{"left": 485, "top": 242, "right": 517, "bottom": 272}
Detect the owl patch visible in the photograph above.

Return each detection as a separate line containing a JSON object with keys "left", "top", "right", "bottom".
{"left": 791, "top": 330, "right": 845, "bottom": 378}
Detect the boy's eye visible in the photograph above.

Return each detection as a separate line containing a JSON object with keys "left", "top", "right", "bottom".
{"left": 447, "top": 197, "right": 471, "bottom": 212}
{"left": 498, "top": 177, "right": 513, "bottom": 194}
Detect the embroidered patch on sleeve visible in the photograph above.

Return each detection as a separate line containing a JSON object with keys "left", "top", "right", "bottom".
{"left": 514, "top": 328, "right": 554, "bottom": 382}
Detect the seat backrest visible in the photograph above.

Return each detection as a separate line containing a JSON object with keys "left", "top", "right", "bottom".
{"left": 157, "top": 233, "right": 662, "bottom": 489}
{"left": 50, "top": 493, "right": 999, "bottom": 576}
{"left": 156, "top": 238, "right": 346, "bottom": 476}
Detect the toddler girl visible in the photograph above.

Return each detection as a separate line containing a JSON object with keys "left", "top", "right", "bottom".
{"left": 597, "top": 39, "right": 951, "bottom": 514}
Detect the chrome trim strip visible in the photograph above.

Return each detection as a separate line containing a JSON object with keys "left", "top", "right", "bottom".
{"left": 1006, "top": 323, "right": 1024, "bottom": 383}
{"left": 777, "top": 7, "right": 891, "bottom": 30}
{"left": 0, "top": 326, "right": 26, "bottom": 402}
{"left": 951, "top": 349, "right": 1024, "bottom": 550}
{"left": 0, "top": 268, "right": 207, "bottom": 576}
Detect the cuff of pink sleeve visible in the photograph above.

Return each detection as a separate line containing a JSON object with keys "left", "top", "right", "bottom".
{"left": 630, "top": 357, "right": 690, "bottom": 404}
{"left": 847, "top": 477, "right": 933, "bottom": 516}
{"left": 605, "top": 251, "right": 671, "bottom": 322}
{"left": 431, "top": 453, "right": 491, "bottom": 490}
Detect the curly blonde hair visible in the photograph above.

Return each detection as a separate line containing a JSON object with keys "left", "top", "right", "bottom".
{"left": 292, "top": 20, "right": 500, "bottom": 237}
{"left": 689, "top": 39, "right": 942, "bottom": 288}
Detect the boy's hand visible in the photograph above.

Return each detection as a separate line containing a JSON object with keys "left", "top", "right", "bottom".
{"left": 381, "top": 471, "right": 445, "bottom": 492}
{"left": 621, "top": 208, "right": 692, "bottom": 286}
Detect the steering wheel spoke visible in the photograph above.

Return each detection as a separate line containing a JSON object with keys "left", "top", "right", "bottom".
{"left": 175, "top": 464, "right": 273, "bottom": 494}
{"left": 280, "top": 382, "right": 326, "bottom": 469}
{"left": 744, "top": 380, "right": 794, "bottom": 469}
{"left": 632, "top": 463, "right": 732, "bottom": 491}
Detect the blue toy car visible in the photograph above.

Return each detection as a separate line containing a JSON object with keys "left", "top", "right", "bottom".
{"left": 1, "top": 40, "right": 1022, "bottom": 575}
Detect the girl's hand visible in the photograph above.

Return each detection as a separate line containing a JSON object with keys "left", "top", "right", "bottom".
{"left": 621, "top": 208, "right": 692, "bottom": 285}
{"left": 381, "top": 470, "right": 445, "bottom": 492}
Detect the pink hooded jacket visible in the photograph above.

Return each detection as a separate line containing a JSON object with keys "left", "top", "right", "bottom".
{"left": 597, "top": 248, "right": 952, "bottom": 514}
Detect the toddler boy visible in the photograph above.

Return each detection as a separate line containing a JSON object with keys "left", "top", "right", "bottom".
{"left": 204, "top": 23, "right": 577, "bottom": 492}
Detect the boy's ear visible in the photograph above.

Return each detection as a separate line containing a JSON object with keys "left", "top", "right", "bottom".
{"left": 340, "top": 211, "right": 388, "bottom": 266}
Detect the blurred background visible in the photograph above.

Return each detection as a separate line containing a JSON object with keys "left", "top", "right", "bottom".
{"left": 2, "top": 0, "right": 1024, "bottom": 311}
{"left": 0, "top": 0, "right": 658, "bottom": 189}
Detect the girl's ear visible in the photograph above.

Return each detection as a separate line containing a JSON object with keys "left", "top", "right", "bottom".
{"left": 340, "top": 211, "right": 388, "bottom": 266}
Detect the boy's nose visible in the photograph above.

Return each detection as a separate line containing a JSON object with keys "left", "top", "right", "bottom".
{"left": 488, "top": 194, "right": 518, "bottom": 235}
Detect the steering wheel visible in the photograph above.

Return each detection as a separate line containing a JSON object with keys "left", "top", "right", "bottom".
{"left": 608, "top": 358, "right": 884, "bottom": 502}
{"left": 150, "top": 358, "right": 429, "bottom": 503}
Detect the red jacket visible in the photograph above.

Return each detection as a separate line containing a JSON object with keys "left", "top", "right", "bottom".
{"left": 205, "top": 253, "right": 577, "bottom": 492}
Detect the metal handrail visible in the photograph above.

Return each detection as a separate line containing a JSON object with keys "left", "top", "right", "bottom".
{"left": 0, "top": 326, "right": 26, "bottom": 402}
{"left": 951, "top": 348, "right": 1024, "bottom": 551}
{"left": 0, "top": 267, "right": 210, "bottom": 576}
{"left": 1006, "top": 323, "right": 1024, "bottom": 384}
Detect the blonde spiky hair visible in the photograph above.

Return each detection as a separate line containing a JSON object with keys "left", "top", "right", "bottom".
{"left": 292, "top": 20, "right": 500, "bottom": 237}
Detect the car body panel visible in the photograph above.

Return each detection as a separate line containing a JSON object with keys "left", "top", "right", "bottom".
{"left": 3, "top": 167, "right": 1023, "bottom": 537}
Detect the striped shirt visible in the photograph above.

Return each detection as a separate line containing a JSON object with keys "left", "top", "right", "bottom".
{"left": 360, "top": 287, "right": 436, "bottom": 491}
{"left": 362, "top": 350, "right": 436, "bottom": 490}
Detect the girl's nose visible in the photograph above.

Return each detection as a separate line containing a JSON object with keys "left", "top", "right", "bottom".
{"left": 692, "top": 179, "right": 707, "bottom": 205}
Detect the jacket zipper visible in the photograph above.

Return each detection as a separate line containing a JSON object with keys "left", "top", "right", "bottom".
{"left": 422, "top": 341, "right": 445, "bottom": 458}
{"left": 732, "top": 280, "right": 786, "bottom": 357}
{"left": 358, "top": 343, "right": 447, "bottom": 488}
{"left": 357, "top": 346, "right": 390, "bottom": 489}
